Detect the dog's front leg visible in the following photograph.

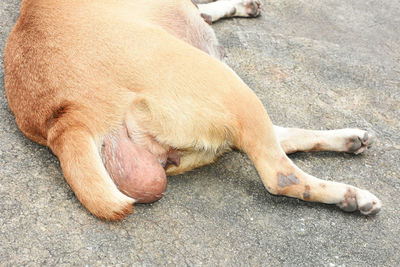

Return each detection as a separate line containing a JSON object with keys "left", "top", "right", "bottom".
{"left": 198, "top": 0, "right": 262, "bottom": 24}
{"left": 273, "top": 126, "right": 375, "bottom": 154}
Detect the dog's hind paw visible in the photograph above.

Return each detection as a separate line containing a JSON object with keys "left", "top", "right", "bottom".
{"left": 338, "top": 187, "right": 381, "bottom": 215}
{"left": 233, "top": 0, "right": 262, "bottom": 18}
{"left": 345, "top": 130, "right": 375, "bottom": 154}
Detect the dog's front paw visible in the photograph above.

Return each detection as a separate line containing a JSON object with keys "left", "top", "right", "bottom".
{"left": 233, "top": 0, "right": 262, "bottom": 17}
{"left": 338, "top": 187, "right": 381, "bottom": 215}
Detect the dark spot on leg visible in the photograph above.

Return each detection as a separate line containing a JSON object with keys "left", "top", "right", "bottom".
{"left": 319, "top": 183, "right": 326, "bottom": 189}
{"left": 288, "top": 174, "right": 298, "bottom": 184}
{"left": 311, "top": 142, "right": 322, "bottom": 151}
{"left": 278, "top": 173, "right": 299, "bottom": 188}
{"left": 303, "top": 185, "right": 311, "bottom": 200}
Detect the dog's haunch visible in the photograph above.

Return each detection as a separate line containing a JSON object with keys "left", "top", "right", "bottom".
{"left": 102, "top": 128, "right": 167, "bottom": 203}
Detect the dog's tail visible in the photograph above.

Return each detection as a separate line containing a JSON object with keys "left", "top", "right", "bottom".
{"left": 47, "top": 120, "right": 134, "bottom": 221}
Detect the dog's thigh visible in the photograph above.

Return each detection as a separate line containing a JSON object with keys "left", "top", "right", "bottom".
{"left": 126, "top": 94, "right": 233, "bottom": 168}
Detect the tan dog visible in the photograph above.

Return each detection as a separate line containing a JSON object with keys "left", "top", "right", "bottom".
{"left": 4, "top": 0, "right": 381, "bottom": 220}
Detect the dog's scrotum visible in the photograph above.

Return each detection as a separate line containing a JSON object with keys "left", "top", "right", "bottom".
{"left": 101, "top": 126, "right": 167, "bottom": 203}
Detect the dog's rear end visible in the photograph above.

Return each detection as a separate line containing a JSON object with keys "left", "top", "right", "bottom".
{"left": 4, "top": 0, "right": 381, "bottom": 220}
{"left": 4, "top": 0, "right": 232, "bottom": 219}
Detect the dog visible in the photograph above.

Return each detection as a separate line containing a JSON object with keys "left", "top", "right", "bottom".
{"left": 4, "top": 0, "right": 381, "bottom": 220}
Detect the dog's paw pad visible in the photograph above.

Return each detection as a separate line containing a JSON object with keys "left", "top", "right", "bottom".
{"left": 338, "top": 197, "right": 358, "bottom": 212}
{"left": 346, "top": 131, "right": 375, "bottom": 154}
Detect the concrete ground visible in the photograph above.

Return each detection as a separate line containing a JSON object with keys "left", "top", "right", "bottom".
{"left": 1, "top": 0, "right": 399, "bottom": 266}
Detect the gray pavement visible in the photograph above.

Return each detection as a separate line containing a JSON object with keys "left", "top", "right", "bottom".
{"left": 1, "top": 0, "right": 399, "bottom": 266}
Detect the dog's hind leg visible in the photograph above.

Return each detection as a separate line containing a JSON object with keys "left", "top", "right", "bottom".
{"left": 198, "top": 0, "right": 262, "bottom": 23}
{"left": 230, "top": 91, "right": 381, "bottom": 215}
{"left": 274, "top": 126, "right": 375, "bottom": 154}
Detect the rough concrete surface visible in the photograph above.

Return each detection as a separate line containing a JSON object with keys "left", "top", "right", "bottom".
{"left": 1, "top": 0, "right": 399, "bottom": 266}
